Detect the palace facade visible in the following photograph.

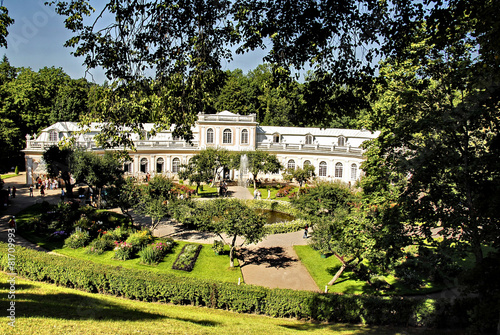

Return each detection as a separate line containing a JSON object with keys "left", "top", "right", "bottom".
{"left": 23, "top": 111, "right": 379, "bottom": 185}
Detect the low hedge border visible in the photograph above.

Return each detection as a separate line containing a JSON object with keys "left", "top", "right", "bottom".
{"left": 0, "top": 243, "right": 466, "bottom": 328}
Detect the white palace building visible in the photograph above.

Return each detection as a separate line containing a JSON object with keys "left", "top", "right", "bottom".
{"left": 23, "top": 111, "right": 379, "bottom": 186}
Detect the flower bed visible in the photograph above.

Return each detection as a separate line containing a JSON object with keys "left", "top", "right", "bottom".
{"left": 172, "top": 244, "right": 202, "bottom": 272}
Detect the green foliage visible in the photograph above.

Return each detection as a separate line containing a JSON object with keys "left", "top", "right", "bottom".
{"left": 172, "top": 244, "right": 202, "bottom": 272}
{"left": 64, "top": 229, "right": 90, "bottom": 249}
{"left": 138, "top": 239, "right": 175, "bottom": 265}
{"left": 212, "top": 240, "right": 224, "bottom": 254}
{"left": 113, "top": 241, "right": 134, "bottom": 260}
{"left": 85, "top": 236, "right": 114, "bottom": 255}
{"left": 239, "top": 151, "right": 282, "bottom": 189}
{"left": 125, "top": 229, "right": 153, "bottom": 252}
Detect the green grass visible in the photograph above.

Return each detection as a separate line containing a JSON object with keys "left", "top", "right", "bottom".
{"left": 294, "top": 245, "right": 450, "bottom": 296}
{"left": 294, "top": 245, "right": 373, "bottom": 295}
{"left": 53, "top": 241, "right": 242, "bottom": 284}
{"left": 0, "top": 272, "right": 461, "bottom": 335}
{"left": 1, "top": 173, "right": 18, "bottom": 179}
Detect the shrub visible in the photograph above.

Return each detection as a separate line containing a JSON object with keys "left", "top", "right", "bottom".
{"left": 113, "top": 241, "right": 134, "bottom": 260}
{"left": 86, "top": 236, "right": 114, "bottom": 255}
{"left": 276, "top": 185, "right": 294, "bottom": 197}
{"left": 212, "top": 240, "right": 224, "bottom": 254}
{"left": 139, "top": 239, "right": 175, "bottom": 265}
{"left": 108, "top": 226, "right": 130, "bottom": 241}
{"left": 64, "top": 230, "right": 90, "bottom": 249}
{"left": 126, "top": 229, "right": 153, "bottom": 252}
{"left": 49, "top": 230, "right": 68, "bottom": 241}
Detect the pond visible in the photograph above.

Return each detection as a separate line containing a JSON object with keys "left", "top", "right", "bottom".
{"left": 254, "top": 209, "right": 295, "bottom": 224}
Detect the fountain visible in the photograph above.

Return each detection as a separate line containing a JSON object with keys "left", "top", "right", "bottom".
{"left": 238, "top": 154, "right": 249, "bottom": 187}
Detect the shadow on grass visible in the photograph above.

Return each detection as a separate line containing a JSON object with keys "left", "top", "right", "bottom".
{"left": 239, "top": 247, "right": 296, "bottom": 269}
{"left": 8, "top": 291, "right": 219, "bottom": 326}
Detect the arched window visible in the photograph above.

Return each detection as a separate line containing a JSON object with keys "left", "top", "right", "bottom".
{"left": 156, "top": 157, "right": 164, "bottom": 173}
{"left": 335, "top": 162, "right": 343, "bottom": 178}
{"left": 305, "top": 134, "right": 313, "bottom": 145}
{"left": 206, "top": 128, "right": 214, "bottom": 144}
{"left": 338, "top": 136, "right": 346, "bottom": 147}
{"left": 49, "top": 130, "right": 58, "bottom": 142}
{"left": 273, "top": 133, "right": 280, "bottom": 143}
{"left": 303, "top": 160, "right": 311, "bottom": 167}
{"left": 351, "top": 163, "right": 358, "bottom": 180}
{"left": 172, "top": 158, "right": 180, "bottom": 173}
{"left": 223, "top": 129, "right": 232, "bottom": 144}
{"left": 287, "top": 159, "right": 295, "bottom": 170}
{"left": 140, "top": 158, "right": 148, "bottom": 173}
{"left": 319, "top": 161, "right": 327, "bottom": 177}
{"left": 241, "top": 129, "right": 249, "bottom": 144}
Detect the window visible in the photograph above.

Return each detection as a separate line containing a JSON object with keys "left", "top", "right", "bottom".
{"left": 338, "top": 136, "right": 346, "bottom": 147}
{"left": 156, "top": 157, "right": 164, "bottom": 173}
{"left": 241, "top": 129, "right": 249, "bottom": 144}
{"left": 140, "top": 158, "right": 148, "bottom": 173}
{"left": 273, "top": 134, "right": 280, "bottom": 143}
{"left": 351, "top": 163, "right": 358, "bottom": 180}
{"left": 335, "top": 162, "right": 343, "bottom": 178}
{"left": 303, "top": 160, "right": 311, "bottom": 167}
{"left": 123, "top": 162, "right": 132, "bottom": 173}
{"left": 305, "top": 134, "right": 313, "bottom": 145}
{"left": 287, "top": 159, "right": 295, "bottom": 170}
{"left": 223, "top": 129, "right": 232, "bottom": 144}
{"left": 172, "top": 158, "right": 180, "bottom": 173}
{"left": 49, "top": 130, "right": 58, "bottom": 142}
{"left": 206, "top": 128, "right": 214, "bottom": 144}
{"left": 319, "top": 161, "right": 327, "bottom": 177}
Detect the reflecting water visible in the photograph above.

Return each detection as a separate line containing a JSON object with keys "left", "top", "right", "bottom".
{"left": 254, "top": 209, "right": 295, "bottom": 224}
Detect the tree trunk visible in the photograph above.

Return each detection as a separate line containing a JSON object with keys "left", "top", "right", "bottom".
{"left": 229, "top": 235, "right": 237, "bottom": 267}
{"left": 328, "top": 254, "right": 347, "bottom": 286}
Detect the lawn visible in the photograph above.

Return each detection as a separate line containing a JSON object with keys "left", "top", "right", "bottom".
{"left": 53, "top": 241, "right": 243, "bottom": 284}
{"left": 0, "top": 272, "right": 462, "bottom": 335}
{"left": 294, "top": 245, "right": 446, "bottom": 296}
{"left": 1, "top": 173, "right": 18, "bottom": 180}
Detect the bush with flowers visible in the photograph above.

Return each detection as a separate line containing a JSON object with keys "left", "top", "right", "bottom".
{"left": 126, "top": 229, "right": 153, "bottom": 252}
{"left": 113, "top": 241, "right": 134, "bottom": 260}
{"left": 276, "top": 185, "right": 294, "bottom": 198}
{"left": 86, "top": 231, "right": 115, "bottom": 255}
{"left": 139, "top": 239, "right": 175, "bottom": 265}
{"left": 108, "top": 226, "right": 130, "bottom": 241}
{"left": 64, "top": 229, "right": 90, "bottom": 249}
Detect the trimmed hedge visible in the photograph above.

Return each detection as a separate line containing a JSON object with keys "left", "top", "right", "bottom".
{"left": 0, "top": 243, "right": 461, "bottom": 327}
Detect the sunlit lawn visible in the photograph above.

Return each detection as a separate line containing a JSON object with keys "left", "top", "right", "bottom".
{"left": 53, "top": 241, "right": 242, "bottom": 284}
{"left": 0, "top": 272, "right": 461, "bottom": 335}
{"left": 1, "top": 173, "right": 18, "bottom": 179}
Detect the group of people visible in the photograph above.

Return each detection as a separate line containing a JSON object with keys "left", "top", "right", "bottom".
{"left": 35, "top": 176, "right": 58, "bottom": 190}
{"left": 219, "top": 181, "right": 228, "bottom": 197}
{"left": 7, "top": 186, "right": 17, "bottom": 198}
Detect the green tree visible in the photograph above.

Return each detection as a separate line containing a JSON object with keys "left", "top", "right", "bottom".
{"left": 0, "top": 6, "right": 14, "bottom": 48}
{"left": 195, "top": 199, "right": 266, "bottom": 267}
{"left": 283, "top": 164, "right": 315, "bottom": 189}
{"left": 135, "top": 175, "right": 175, "bottom": 229}
{"left": 71, "top": 150, "right": 124, "bottom": 208}
{"left": 106, "top": 176, "right": 140, "bottom": 224}
{"left": 51, "top": 78, "right": 93, "bottom": 123}
{"left": 179, "top": 148, "right": 232, "bottom": 190}
{"left": 43, "top": 145, "right": 75, "bottom": 196}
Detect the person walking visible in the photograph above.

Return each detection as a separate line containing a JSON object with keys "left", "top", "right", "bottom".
{"left": 40, "top": 184, "right": 45, "bottom": 197}
{"left": 8, "top": 216, "right": 17, "bottom": 230}
{"left": 11, "top": 186, "right": 16, "bottom": 198}
{"left": 61, "top": 188, "right": 66, "bottom": 201}
{"left": 29, "top": 185, "right": 34, "bottom": 197}
{"left": 303, "top": 225, "right": 309, "bottom": 239}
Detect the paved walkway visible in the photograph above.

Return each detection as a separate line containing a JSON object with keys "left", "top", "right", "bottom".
{"left": 1, "top": 174, "right": 319, "bottom": 292}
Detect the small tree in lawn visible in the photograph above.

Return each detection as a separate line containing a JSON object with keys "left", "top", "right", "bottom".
{"left": 195, "top": 199, "right": 266, "bottom": 267}
{"left": 106, "top": 177, "right": 140, "bottom": 224}
{"left": 243, "top": 151, "right": 282, "bottom": 189}
{"left": 43, "top": 145, "right": 75, "bottom": 197}
{"left": 135, "top": 175, "right": 175, "bottom": 229}
{"left": 283, "top": 165, "right": 315, "bottom": 195}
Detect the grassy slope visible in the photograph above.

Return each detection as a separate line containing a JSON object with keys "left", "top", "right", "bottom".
{"left": 0, "top": 272, "right": 458, "bottom": 335}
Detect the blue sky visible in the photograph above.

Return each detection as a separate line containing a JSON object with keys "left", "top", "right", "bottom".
{"left": 1, "top": 0, "right": 268, "bottom": 84}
